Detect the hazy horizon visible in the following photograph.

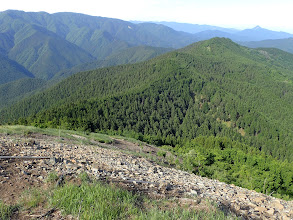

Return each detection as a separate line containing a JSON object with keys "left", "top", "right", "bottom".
{"left": 1, "top": 0, "right": 293, "bottom": 33}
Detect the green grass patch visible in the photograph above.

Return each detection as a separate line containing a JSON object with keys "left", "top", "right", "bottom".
{"left": 46, "top": 171, "right": 59, "bottom": 184}
{"left": 88, "top": 132, "right": 113, "bottom": 144}
{"left": 49, "top": 176, "right": 236, "bottom": 220}
{"left": 0, "top": 201, "right": 18, "bottom": 220}
{"left": 0, "top": 125, "right": 113, "bottom": 144}
{"left": 20, "top": 188, "right": 47, "bottom": 209}
{"left": 111, "top": 133, "right": 145, "bottom": 146}
{"left": 137, "top": 206, "right": 229, "bottom": 220}
{"left": 0, "top": 125, "right": 43, "bottom": 135}
{"left": 0, "top": 171, "right": 236, "bottom": 219}
{"left": 50, "top": 181, "right": 140, "bottom": 219}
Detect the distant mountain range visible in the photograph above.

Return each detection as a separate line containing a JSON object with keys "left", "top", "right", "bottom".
{"left": 235, "top": 26, "right": 293, "bottom": 41}
{"left": 134, "top": 21, "right": 293, "bottom": 41}
{"left": 0, "top": 10, "right": 198, "bottom": 78}
{"left": 131, "top": 21, "right": 239, "bottom": 34}
{"left": 154, "top": 22, "right": 293, "bottom": 41}
{"left": 1, "top": 10, "right": 292, "bottom": 82}
{"left": 240, "top": 38, "right": 293, "bottom": 54}
{"left": 1, "top": 10, "right": 293, "bottom": 110}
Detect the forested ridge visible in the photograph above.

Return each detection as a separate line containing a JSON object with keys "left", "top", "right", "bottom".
{"left": 2, "top": 38, "right": 293, "bottom": 199}
{"left": 0, "top": 10, "right": 186, "bottom": 109}
{"left": 52, "top": 45, "right": 173, "bottom": 82}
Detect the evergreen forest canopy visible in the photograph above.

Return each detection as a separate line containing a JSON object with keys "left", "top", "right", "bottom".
{"left": 0, "top": 53, "right": 34, "bottom": 85}
{"left": 2, "top": 38, "right": 293, "bottom": 199}
{"left": 0, "top": 10, "right": 180, "bottom": 109}
{"left": 1, "top": 10, "right": 293, "bottom": 112}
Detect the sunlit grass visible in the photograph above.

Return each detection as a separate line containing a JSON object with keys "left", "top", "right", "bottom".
{"left": 0, "top": 125, "right": 112, "bottom": 144}
{"left": 49, "top": 174, "right": 237, "bottom": 220}
{"left": 20, "top": 188, "right": 47, "bottom": 209}
{"left": 50, "top": 181, "right": 140, "bottom": 219}
{"left": 0, "top": 201, "right": 18, "bottom": 220}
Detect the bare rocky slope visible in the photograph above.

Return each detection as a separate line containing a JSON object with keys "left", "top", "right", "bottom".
{"left": 1, "top": 133, "right": 293, "bottom": 219}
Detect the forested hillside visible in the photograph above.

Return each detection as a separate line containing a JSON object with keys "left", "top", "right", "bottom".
{"left": 241, "top": 38, "right": 293, "bottom": 54}
{"left": 0, "top": 10, "right": 188, "bottom": 109}
{"left": 0, "top": 45, "right": 170, "bottom": 110}
{"left": 52, "top": 46, "right": 173, "bottom": 82}
{"left": 7, "top": 24, "right": 95, "bottom": 79}
{"left": 2, "top": 38, "right": 293, "bottom": 198}
{"left": 0, "top": 53, "right": 34, "bottom": 85}
{"left": 3, "top": 38, "right": 293, "bottom": 160}
{"left": 0, "top": 10, "right": 197, "bottom": 64}
{"left": 2, "top": 10, "right": 293, "bottom": 112}
{"left": 0, "top": 78, "right": 47, "bottom": 109}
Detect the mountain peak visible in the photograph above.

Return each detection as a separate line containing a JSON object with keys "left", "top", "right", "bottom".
{"left": 252, "top": 25, "right": 262, "bottom": 30}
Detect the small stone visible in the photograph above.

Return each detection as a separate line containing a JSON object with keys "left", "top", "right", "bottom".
{"left": 50, "top": 157, "right": 62, "bottom": 165}
{"left": 233, "top": 204, "right": 241, "bottom": 212}
{"left": 190, "top": 189, "right": 197, "bottom": 196}
{"left": 271, "top": 201, "right": 284, "bottom": 210}
{"left": 37, "top": 176, "right": 44, "bottom": 181}
{"left": 165, "top": 183, "right": 172, "bottom": 191}
{"left": 255, "top": 206, "right": 267, "bottom": 213}
{"left": 76, "top": 169, "right": 83, "bottom": 174}
{"left": 265, "top": 208, "right": 275, "bottom": 216}
{"left": 281, "top": 215, "right": 291, "bottom": 220}
{"left": 49, "top": 157, "right": 57, "bottom": 165}
{"left": 92, "top": 168, "right": 99, "bottom": 173}
{"left": 64, "top": 159, "right": 72, "bottom": 165}
{"left": 252, "top": 197, "right": 265, "bottom": 204}
{"left": 148, "top": 167, "right": 157, "bottom": 174}
{"left": 21, "top": 170, "right": 31, "bottom": 175}
{"left": 249, "top": 213, "right": 260, "bottom": 219}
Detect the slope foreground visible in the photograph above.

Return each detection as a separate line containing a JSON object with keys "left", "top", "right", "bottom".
{"left": 0, "top": 127, "right": 292, "bottom": 219}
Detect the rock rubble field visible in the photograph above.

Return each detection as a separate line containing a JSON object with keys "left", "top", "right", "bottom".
{"left": 1, "top": 133, "right": 293, "bottom": 220}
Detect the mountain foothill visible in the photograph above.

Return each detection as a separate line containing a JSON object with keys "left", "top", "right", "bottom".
{"left": 1, "top": 10, "right": 293, "bottom": 200}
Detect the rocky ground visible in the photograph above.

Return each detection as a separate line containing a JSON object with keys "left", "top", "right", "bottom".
{"left": 1, "top": 133, "right": 293, "bottom": 220}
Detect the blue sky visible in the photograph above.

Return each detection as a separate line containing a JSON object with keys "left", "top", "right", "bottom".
{"left": 1, "top": 0, "right": 293, "bottom": 33}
